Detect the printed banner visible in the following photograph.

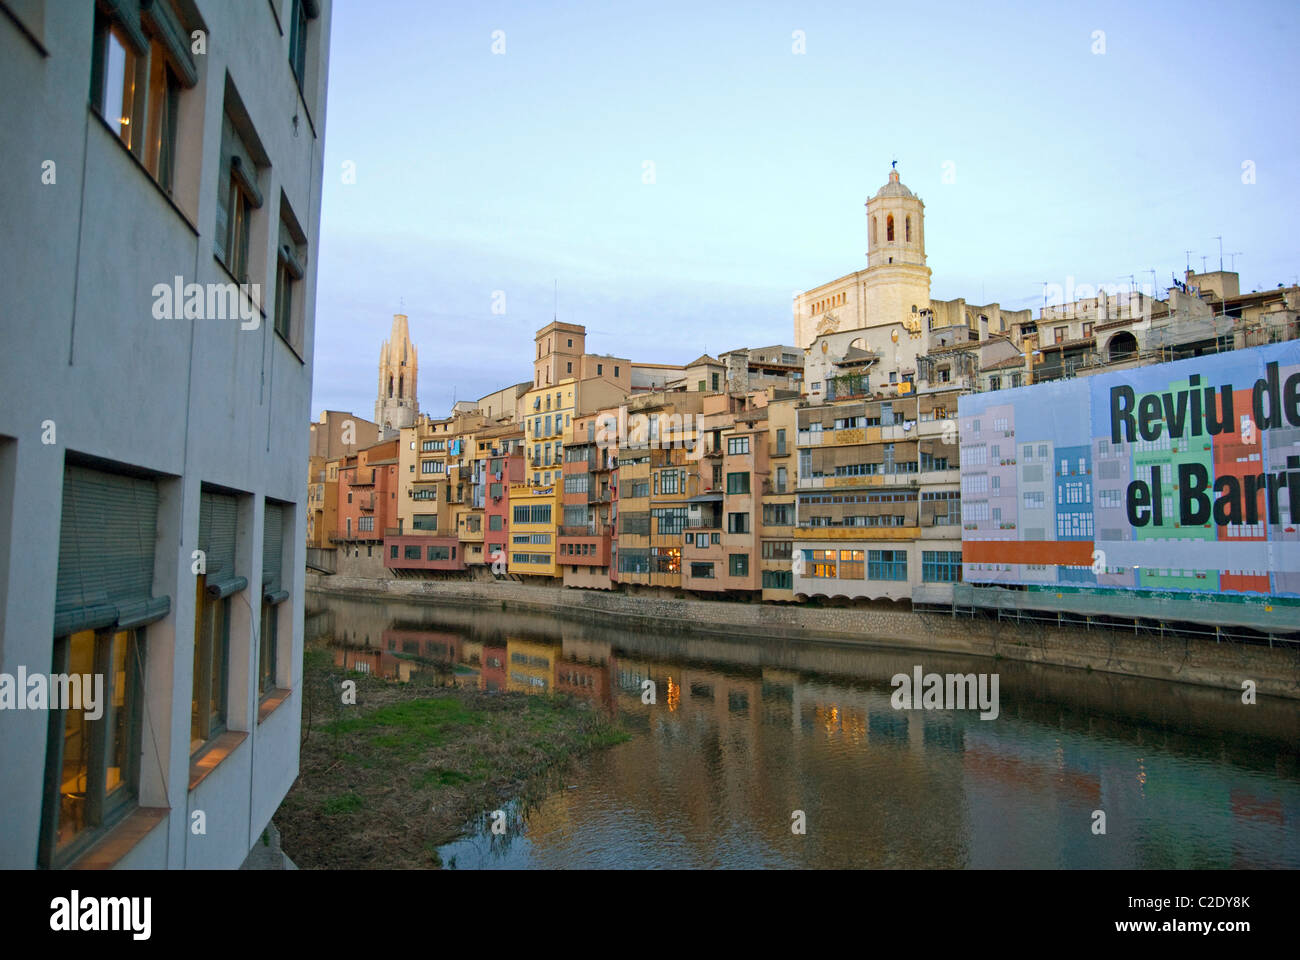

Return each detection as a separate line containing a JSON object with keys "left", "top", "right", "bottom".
{"left": 957, "top": 340, "right": 1300, "bottom": 598}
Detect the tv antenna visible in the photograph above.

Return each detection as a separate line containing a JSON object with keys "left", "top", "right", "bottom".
{"left": 1226, "top": 252, "right": 1242, "bottom": 271}
{"left": 1213, "top": 236, "right": 1223, "bottom": 272}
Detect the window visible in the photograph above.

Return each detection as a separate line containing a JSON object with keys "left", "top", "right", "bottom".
{"left": 727, "top": 436, "right": 750, "bottom": 455}
{"left": 40, "top": 465, "right": 169, "bottom": 868}
{"left": 614, "top": 366, "right": 620, "bottom": 377}
{"left": 839, "top": 550, "right": 865, "bottom": 579}
{"left": 922, "top": 551, "right": 963, "bottom": 582}
{"left": 288, "top": 0, "right": 314, "bottom": 91}
{"left": 91, "top": 5, "right": 196, "bottom": 192}
{"left": 868, "top": 549, "right": 907, "bottom": 580}
{"left": 776, "top": 429, "right": 786, "bottom": 455}
{"left": 690, "top": 562, "right": 715, "bottom": 579}
{"left": 763, "top": 503, "right": 792, "bottom": 526}
{"left": 710, "top": 532, "right": 721, "bottom": 545}
{"left": 427, "top": 545, "right": 452, "bottom": 561}
{"left": 259, "top": 502, "right": 287, "bottom": 699}
{"left": 803, "top": 549, "right": 836, "bottom": 578}
{"left": 405, "top": 545, "right": 421, "bottom": 560}
{"left": 711, "top": 372, "right": 720, "bottom": 391}
{"left": 729, "top": 554, "right": 749, "bottom": 577}
{"left": 412, "top": 514, "right": 437, "bottom": 531}
{"left": 275, "top": 201, "right": 306, "bottom": 348}
{"left": 597, "top": 364, "right": 603, "bottom": 375}
{"left": 357, "top": 516, "right": 374, "bottom": 532}
{"left": 390, "top": 545, "right": 398, "bottom": 559}
{"left": 727, "top": 512, "right": 750, "bottom": 534}
{"left": 653, "top": 507, "right": 689, "bottom": 536}
{"left": 193, "top": 490, "right": 242, "bottom": 754}
{"left": 40, "top": 628, "right": 145, "bottom": 868}
{"left": 761, "top": 540, "right": 792, "bottom": 559}
{"left": 726, "top": 472, "right": 750, "bottom": 494}
{"left": 776, "top": 466, "right": 787, "bottom": 492}
{"left": 762, "top": 570, "right": 793, "bottom": 589}
{"left": 214, "top": 107, "right": 265, "bottom": 283}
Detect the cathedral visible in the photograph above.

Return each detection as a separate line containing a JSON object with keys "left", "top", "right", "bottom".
{"left": 375, "top": 312, "right": 419, "bottom": 434}
{"left": 793, "top": 165, "right": 1027, "bottom": 351}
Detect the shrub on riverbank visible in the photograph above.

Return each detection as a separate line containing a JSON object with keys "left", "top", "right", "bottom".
{"left": 275, "top": 644, "right": 629, "bottom": 868}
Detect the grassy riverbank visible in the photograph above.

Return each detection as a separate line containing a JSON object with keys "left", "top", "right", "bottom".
{"left": 275, "top": 646, "right": 630, "bottom": 869}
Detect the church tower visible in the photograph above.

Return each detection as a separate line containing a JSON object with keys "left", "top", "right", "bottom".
{"left": 374, "top": 313, "right": 419, "bottom": 434}
{"left": 862, "top": 165, "right": 931, "bottom": 334}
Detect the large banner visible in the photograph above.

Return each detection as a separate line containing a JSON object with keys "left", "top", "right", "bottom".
{"left": 957, "top": 340, "right": 1300, "bottom": 599}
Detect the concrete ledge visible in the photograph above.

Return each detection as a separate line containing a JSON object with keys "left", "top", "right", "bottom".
{"left": 305, "top": 573, "right": 1300, "bottom": 700}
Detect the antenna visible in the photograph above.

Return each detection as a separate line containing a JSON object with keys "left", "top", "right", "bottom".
{"left": 1226, "top": 252, "right": 1242, "bottom": 271}
{"left": 1200, "top": 255, "right": 1208, "bottom": 273}
{"left": 1184, "top": 250, "right": 1193, "bottom": 274}
{"left": 1213, "top": 236, "right": 1223, "bottom": 272}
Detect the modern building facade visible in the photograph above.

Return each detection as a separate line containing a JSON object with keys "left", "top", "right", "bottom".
{"left": 0, "top": 0, "right": 332, "bottom": 868}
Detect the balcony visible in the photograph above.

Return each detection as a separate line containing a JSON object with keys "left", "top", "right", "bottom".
{"left": 559, "top": 524, "right": 603, "bottom": 538}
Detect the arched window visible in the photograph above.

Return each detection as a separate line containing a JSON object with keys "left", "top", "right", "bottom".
{"left": 871, "top": 217, "right": 877, "bottom": 245}
{"left": 887, "top": 214, "right": 894, "bottom": 242}
{"left": 388, "top": 376, "right": 393, "bottom": 398}
{"left": 905, "top": 216, "right": 911, "bottom": 242}
{"left": 398, "top": 375, "right": 403, "bottom": 398}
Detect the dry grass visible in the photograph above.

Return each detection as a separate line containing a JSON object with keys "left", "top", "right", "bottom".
{"left": 275, "top": 646, "right": 628, "bottom": 869}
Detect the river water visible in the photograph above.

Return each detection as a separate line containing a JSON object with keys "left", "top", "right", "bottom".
{"left": 305, "top": 593, "right": 1300, "bottom": 869}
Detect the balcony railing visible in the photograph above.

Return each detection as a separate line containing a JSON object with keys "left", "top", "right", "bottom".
{"left": 384, "top": 526, "right": 403, "bottom": 536}
{"left": 558, "top": 524, "right": 605, "bottom": 538}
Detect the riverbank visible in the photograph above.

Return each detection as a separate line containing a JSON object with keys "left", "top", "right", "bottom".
{"left": 275, "top": 643, "right": 629, "bottom": 868}
{"left": 306, "top": 573, "right": 1300, "bottom": 699}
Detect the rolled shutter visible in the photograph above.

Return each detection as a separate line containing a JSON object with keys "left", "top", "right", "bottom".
{"left": 199, "top": 490, "right": 245, "bottom": 598}
{"left": 140, "top": 0, "right": 198, "bottom": 87}
{"left": 262, "top": 502, "right": 286, "bottom": 603}
{"left": 55, "top": 466, "right": 170, "bottom": 636}
{"left": 100, "top": 0, "right": 148, "bottom": 55}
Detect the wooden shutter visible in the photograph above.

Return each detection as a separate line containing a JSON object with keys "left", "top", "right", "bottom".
{"left": 262, "top": 502, "right": 288, "bottom": 604}
{"left": 199, "top": 490, "right": 245, "bottom": 598}
{"left": 54, "top": 465, "right": 169, "bottom": 636}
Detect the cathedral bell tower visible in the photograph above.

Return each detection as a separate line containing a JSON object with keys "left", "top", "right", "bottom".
{"left": 862, "top": 165, "right": 931, "bottom": 334}
{"left": 375, "top": 313, "right": 419, "bottom": 434}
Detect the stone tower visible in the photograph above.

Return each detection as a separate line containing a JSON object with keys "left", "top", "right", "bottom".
{"left": 862, "top": 165, "right": 932, "bottom": 334}
{"left": 375, "top": 313, "right": 419, "bottom": 434}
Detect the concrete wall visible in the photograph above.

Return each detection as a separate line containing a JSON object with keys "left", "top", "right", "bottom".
{"left": 0, "top": 0, "right": 332, "bottom": 868}
{"left": 307, "top": 574, "right": 1300, "bottom": 699}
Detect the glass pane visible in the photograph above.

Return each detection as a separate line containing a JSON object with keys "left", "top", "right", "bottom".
{"left": 56, "top": 630, "right": 97, "bottom": 851}
{"left": 105, "top": 630, "right": 131, "bottom": 800}
{"left": 102, "top": 27, "right": 136, "bottom": 145}
{"left": 191, "top": 577, "right": 205, "bottom": 751}
{"left": 145, "top": 46, "right": 166, "bottom": 177}
{"left": 260, "top": 604, "right": 276, "bottom": 695}
{"left": 209, "top": 598, "right": 227, "bottom": 731}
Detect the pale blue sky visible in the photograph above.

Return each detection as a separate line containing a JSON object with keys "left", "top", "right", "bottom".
{"left": 311, "top": 0, "right": 1300, "bottom": 419}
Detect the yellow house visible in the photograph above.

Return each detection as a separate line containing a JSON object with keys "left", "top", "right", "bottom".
{"left": 507, "top": 480, "right": 560, "bottom": 578}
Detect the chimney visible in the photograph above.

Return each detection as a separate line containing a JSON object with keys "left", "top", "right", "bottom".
{"left": 978, "top": 315, "right": 989, "bottom": 341}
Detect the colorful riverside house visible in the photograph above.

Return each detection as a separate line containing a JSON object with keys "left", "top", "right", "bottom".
{"left": 335, "top": 439, "right": 400, "bottom": 551}
{"left": 483, "top": 430, "right": 524, "bottom": 574}
{"left": 558, "top": 413, "right": 615, "bottom": 589}
{"left": 794, "top": 389, "right": 924, "bottom": 601}
{"left": 611, "top": 392, "right": 705, "bottom": 588}
{"left": 683, "top": 395, "right": 763, "bottom": 593}
{"left": 760, "top": 397, "right": 798, "bottom": 600}
{"left": 508, "top": 478, "right": 560, "bottom": 578}
{"left": 458, "top": 423, "right": 523, "bottom": 570}
{"left": 1130, "top": 375, "right": 1218, "bottom": 592}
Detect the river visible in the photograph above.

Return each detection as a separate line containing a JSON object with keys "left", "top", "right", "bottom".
{"left": 306, "top": 592, "right": 1300, "bottom": 869}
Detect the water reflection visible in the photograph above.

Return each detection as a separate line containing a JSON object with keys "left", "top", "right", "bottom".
{"left": 305, "top": 595, "right": 1300, "bottom": 869}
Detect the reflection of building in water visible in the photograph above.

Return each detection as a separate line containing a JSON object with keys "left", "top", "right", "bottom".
{"left": 481, "top": 643, "right": 508, "bottom": 692}
{"left": 507, "top": 638, "right": 559, "bottom": 693}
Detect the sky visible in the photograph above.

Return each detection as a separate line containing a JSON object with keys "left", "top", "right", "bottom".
{"left": 309, "top": 0, "right": 1300, "bottom": 420}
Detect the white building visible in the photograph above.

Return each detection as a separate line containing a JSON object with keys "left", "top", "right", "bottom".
{"left": 0, "top": 0, "right": 331, "bottom": 868}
